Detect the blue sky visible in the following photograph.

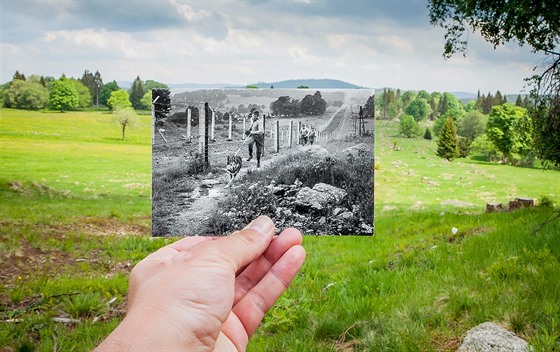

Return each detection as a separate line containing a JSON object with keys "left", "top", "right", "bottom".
{"left": 0, "top": 0, "right": 545, "bottom": 93}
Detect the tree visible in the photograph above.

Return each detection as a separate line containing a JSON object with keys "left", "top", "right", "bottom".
{"left": 100, "top": 81, "right": 120, "bottom": 107}
{"left": 364, "top": 95, "right": 374, "bottom": 118}
{"left": 428, "top": 0, "right": 560, "bottom": 166}
{"left": 13, "top": 70, "right": 26, "bottom": 81}
{"left": 405, "top": 98, "right": 429, "bottom": 121}
{"left": 300, "top": 91, "right": 327, "bottom": 115}
{"left": 129, "top": 76, "right": 145, "bottom": 109}
{"left": 70, "top": 79, "right": 92, "bottom": 108}
{"left": 3, "top": 79, "right": 49, "bottom": 110}
{"left": 107, "top": 89, "right": 132, "bottom": 110}
{"left": 457, "top": 110, "right": 488, "bottom": 142}
{"left": 423, "top": 127, "right": 432, "bottom": 140}
{"left": 486, "top": 104, "right": 532, "bottom": 163}
{"left": 437, "top": 117, "right": 460, "bottom": 160}
{"left": 81, "top": 70, "right": 103, "bottom": 106}
{"left": 270, "top": 96, "right": 300, "bottom": 117}
{"left": 49, "top": 76, "right": 79, "bottom": 112}
{"left": 112, "top": 107, "right": 139, "bottom": 141}
{"left": 399, "top": 114, "right": 421, "bottom": 138}
{"left": 140, "top": 91, "right": 152, "bottom": 110}
{"left": 313, "top": 91, "right": 327, "bottom": 115}
{"left": 470, "top": 133, "right": 501, "bottom": 161}
{"left": 300, "top": 94, "right": 315, "bottom": 115}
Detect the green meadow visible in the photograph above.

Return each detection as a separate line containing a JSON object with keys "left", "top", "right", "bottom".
{"left": 1, "top": 110, "right": 559, "bottom": 351}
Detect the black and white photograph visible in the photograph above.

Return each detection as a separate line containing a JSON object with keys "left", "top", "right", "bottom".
{"left": 152, "top": 87, "right": 374, "bottom": 236}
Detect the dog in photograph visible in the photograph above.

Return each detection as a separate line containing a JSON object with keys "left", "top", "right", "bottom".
{"left": 225, "top": 155, "right": 242, "bottom": 188}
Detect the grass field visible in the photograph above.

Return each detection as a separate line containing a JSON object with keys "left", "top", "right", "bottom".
{"left": 1, "top": 109, "right": 559, "bottom": 351}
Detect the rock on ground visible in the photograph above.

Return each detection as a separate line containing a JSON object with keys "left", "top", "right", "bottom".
{"left": 457, "top": 322, "right": 530, "bottom": 352}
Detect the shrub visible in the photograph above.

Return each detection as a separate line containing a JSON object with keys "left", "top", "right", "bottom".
{"left": 470, "top": 133, "right": 501, "bottom": 161}
{"left": 538, "top": 195, "right": 555, "bottom": 208}
{"left": 399, "top": 114, "right": 421, "bottom": 138}
{"left": 423, "top": 128, "right": 432, "bottom": 140}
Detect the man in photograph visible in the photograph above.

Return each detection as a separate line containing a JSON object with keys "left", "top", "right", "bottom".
{"left": 246, "top": 111, "right": 264, "bottom": 167}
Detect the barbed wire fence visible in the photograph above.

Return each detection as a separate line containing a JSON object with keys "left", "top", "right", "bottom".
{"left": 152, "top": 99, "right": 374, "bottom": 171}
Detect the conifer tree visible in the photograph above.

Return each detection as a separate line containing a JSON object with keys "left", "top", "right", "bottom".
{"left": 129, "top": 76, "right": 144, "bottom": 109}
{"left": 436, "top": 116, "right": 460, "bottom": 160}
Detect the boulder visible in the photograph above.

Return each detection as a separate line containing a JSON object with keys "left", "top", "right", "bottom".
{"left": 457, "top": 322, "right": 530, "bottom": 352}
{"left": 313, "top": 183, "right": 347, "bottom": 205}
{"left": 338, "top": 143, "right": 370, "bottom": 159}
{"left": 294, "top": 183, "right": 348, "bottom": 214}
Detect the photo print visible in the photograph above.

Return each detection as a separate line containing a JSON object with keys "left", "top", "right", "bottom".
{"left": 152, "top": 88, "right": 374, "bottom": 236}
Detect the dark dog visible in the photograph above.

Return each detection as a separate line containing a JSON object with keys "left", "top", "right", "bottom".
{"left": 225, "top": 155, "right": 242, "bottom": 188}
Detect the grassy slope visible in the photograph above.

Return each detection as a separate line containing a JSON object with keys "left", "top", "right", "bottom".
{"left": 0, "top": 109, "right": 163, "bottom": 351}
{"left": 249, "top": 121, "right": 560, "bottom": 351}
{"left": 1, "top": 110, "right": 559, "bottom": 351}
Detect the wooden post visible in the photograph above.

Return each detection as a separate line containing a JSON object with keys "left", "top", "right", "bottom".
{"left": 275, "top": 120, "right": 280, "bottom": 153}
{"left": 151, "top": 101, "right": 155, "bottom": 145}
{"left": 262, "top": 113, "right": 266, "bottom": 157}
{"left": 198, "top": 102, "right": 206, "bottom": 154}
{"left": 186, "top": 107, "right": 192, "bottom": 142}
{"left": 228, "top": 113, "right": 233, "bottom": 141}
{"left": 242, "top": 116, "right": 246, "bottom": 140}
{"left": 204, "top": 103, "right": 210, "bottom": 167}
{"left": 297, "top": 121, "right": 301, "bottom": 145}
{"left": 288, "top": 120, "right": 293, "bottom": 148}
{"left": 211, "top": 108, "right": 216, "bottom": 141}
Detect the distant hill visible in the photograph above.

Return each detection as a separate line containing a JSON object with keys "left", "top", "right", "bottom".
{"left": 251, "top": 79, "right": 364, "bottom": 89}
{"left": 167, "top": 83, "right": 242, "bottom": 89}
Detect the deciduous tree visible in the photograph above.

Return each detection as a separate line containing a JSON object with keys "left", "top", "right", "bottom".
{"left": 112, "top": 107, "right": 139, "bottom": 141}
{"left": 100, "top": 81, "right": 120, "bottom": 107}
{"left": 399, "top": 114, "right": 421, "bottom": 138}
{"left": 486, "top": 104, "right": 532, "bottom": 163}
{"left": 3, "top": 79, "right": 49, "bottom": 110}
{"left": 49, "top": 76, "right": 79, "bottom": 112}
{"left": 107, "top": 89, "right": 132, "bottom": 110}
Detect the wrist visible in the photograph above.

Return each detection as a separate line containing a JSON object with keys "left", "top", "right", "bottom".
{"left": 96, "top": 308, "right": 215, "bottom": 352}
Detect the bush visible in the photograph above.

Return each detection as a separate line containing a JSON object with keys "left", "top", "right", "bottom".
{"left": 470, "top": 134, "right": 500, "bottom": 161}
{"left": 399, "top": 114, "right": 421, "bottom": 138}
{"left": 423, "top": 128, "right": 432, "bottom": 140}
{"left": 538, "top": 195, "right": 555, "bottom": 208}
{"left": 458, "top": 137, "right": 470, "bottom": 158}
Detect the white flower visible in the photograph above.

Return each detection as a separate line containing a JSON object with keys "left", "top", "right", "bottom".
{"left": 451, "top": 227, "right": 458, "bottom": 235}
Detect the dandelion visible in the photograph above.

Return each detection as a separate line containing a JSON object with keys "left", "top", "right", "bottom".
{"left": 451, "top": 227, "right": 458, "bottom": 235}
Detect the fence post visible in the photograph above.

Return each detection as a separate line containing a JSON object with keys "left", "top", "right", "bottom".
{"left": 198, "top": 102, "right": 206, "bottom": 154}
{"left": 209, "top": 108, "right": 216, "bottom": 142}
{"left": 288, "top": 120, "right": 293, "bottom": 148}
{"left": 242, "top": 116, "right": 246, "bottom": 141}
{"left": 297, "top": 121, "right": 301, "bottom": 145}
{"left": 228, "top": 113, "right": 233, "bottom": 141}
{"left": 262, "top": 114, "right": 266, "bottom": 157}
{"left": 204, "top": 103, "right": 210, "bottom": 167}
{"left": 186, "top": 107, "right": 192, "bottom": 142}
{"left": 275, "top": 120, "right": 280, "bottom": 153}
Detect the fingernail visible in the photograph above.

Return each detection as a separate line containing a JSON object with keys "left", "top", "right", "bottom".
{"left": 245, "top": 216, "right": 274, "bottom": 236}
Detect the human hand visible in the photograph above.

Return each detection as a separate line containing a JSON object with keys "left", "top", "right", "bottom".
{"left": 95, "top": 216, "right": 306, "bottom": 351}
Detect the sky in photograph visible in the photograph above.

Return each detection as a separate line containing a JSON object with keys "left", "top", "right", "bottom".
{"left": 0, "top": 0, "right": 547, "bottom": 94}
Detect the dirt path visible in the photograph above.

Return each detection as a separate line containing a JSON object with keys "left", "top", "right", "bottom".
{"left": 172, "top": 147, "right": 290, "bottom": 235}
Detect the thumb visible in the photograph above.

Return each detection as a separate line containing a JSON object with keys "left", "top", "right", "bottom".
{"left": 203, "top": 216, "right": 275, "bottom": 272}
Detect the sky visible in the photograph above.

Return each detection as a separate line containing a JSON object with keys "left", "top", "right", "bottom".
{"left": 0, "top": 0, "right": 547, "bottom": 94}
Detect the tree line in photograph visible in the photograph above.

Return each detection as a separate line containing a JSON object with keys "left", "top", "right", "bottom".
{"left": 0, "top": 70, "right": 167, "bottom": 112}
